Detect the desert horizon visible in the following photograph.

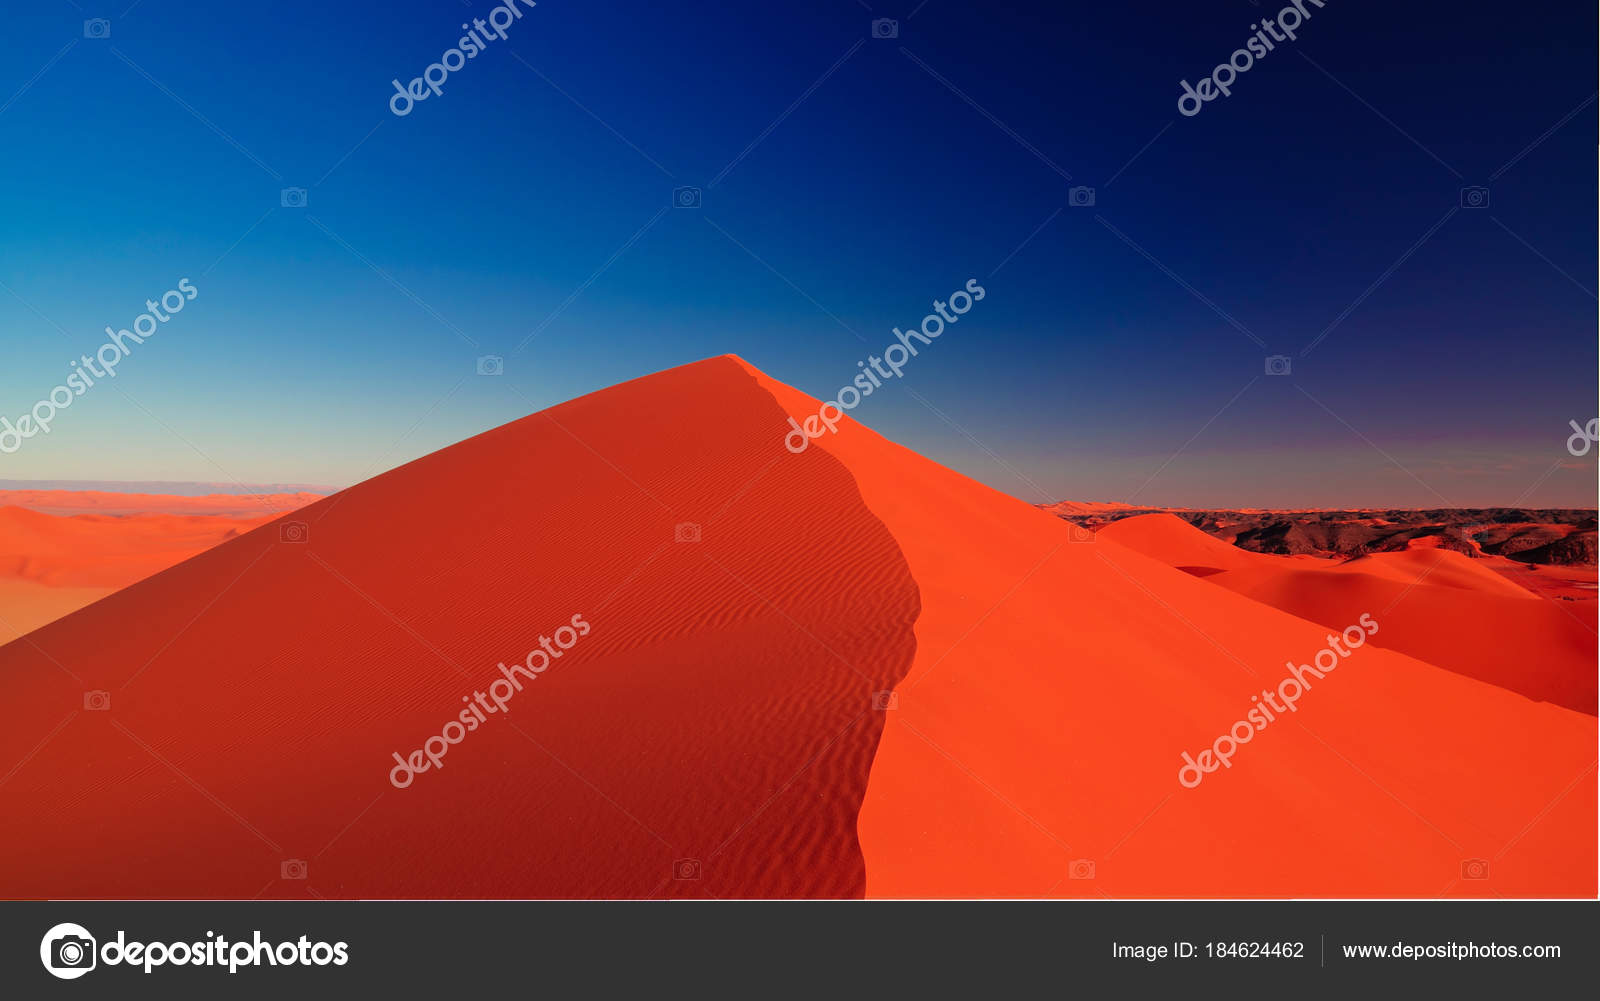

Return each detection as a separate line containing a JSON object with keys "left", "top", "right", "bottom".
{"left": 2, "top": 0, "right": 1596, "bottom": 989}
{"left": 0, "top": 354, "right": 1594, "bottom": 900}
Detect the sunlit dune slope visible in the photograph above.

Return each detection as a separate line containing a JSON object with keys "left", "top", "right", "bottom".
{"left": 1101, "top": 514, "right": 1597, "bottom": 715}
{"left": 745, "top": 368, "right": 1595, "bottom": 898}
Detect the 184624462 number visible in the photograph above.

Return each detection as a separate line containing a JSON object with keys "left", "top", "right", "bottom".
{"left": 1206, "top": 941, "right": 1305, "bottom": 959}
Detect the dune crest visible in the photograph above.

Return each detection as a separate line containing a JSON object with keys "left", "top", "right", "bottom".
{"left": 0, "top": 356, "right": 1592, "bottom": 899}
{"left": 0, "top": 356, "right": 918, "bottom": 899}
{"left": 744, "top": 360, "right": 1594, "bottom": 898}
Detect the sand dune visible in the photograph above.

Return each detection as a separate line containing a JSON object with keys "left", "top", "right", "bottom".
{"left": 0, "top": 358, "right": 918, "bottom": 899}
{"left": 0, "top": 489, "right": 321, "bottom": 517}
{"left": 743, "top": 369, "right": 1594, "bottom": 898}
{"left": 0, "top": 578, "right": 116, "bottom": 647}
{"left": 0, "top": 502, "right": 296, "bottom": 642}
{"left": 0, "top": 506, "right": 280, "bottom": 588}
{"left": 1101, "top": 514, "right": 1597, "bottom": 714}
{"left": 0, "top": 357, "right": 1592, "bottom": 898}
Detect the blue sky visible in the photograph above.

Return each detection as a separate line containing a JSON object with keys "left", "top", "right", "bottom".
{"left": 1, "top": 0, "right": 1594, "bottom": 507}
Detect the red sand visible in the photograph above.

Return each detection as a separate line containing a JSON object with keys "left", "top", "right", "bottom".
{"left": 0, "top": 506, "right": 279, "bottom": 588}
{"left": 0, "top": 503, "right": 296, "bottom": 643}
{"left": 0, "top": 358, "right": 918, "bottom": 898}
{"left": 1101, "top": 514, "right": 1597, "bottom": 715}
{"left": 0, "top": 489, "right": 321, "bottom": 517}
{"left": 0, "top": 357, "right": 1593, "bottom": 898}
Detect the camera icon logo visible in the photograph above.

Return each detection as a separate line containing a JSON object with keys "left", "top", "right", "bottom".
{"left": 1068, "top": 858, "right": 1096, "bottom": 880}
{"left": 40, "top": 923, "right": 97, "bottom": 980}
{"left": 83, "top": 690, "right": 111, "bottom": 711}
{"left": 871, "top": 18, "right": 899, "bottom": 38}
{"left": 84, "top": 19, "right": 111, "bottom": 39}
{"left": 1459, "top": 186, "right": 1489, "bottom": 209}
{"left": 1069, "top": 186, "right": 1096, "bottom": 207}
{"left": 280, "top": 187, "right": 308, "bottom": 208}
{"left": 674, "top": 858, "right": 701, "bottom": 880}
{"left": 280, "top": 521, "right": 309, "bottom": 544}
{"left": 1067, "top": 524, "right": 1096, "bottom": 544}
{"left": 673, "top": 186, "right": 702, "bottom": 209}
{"left": 476, "top": 355, "right": 504, "bottom": 376}
{"left": 281, "top": 859, "right": 309, "bottom": 880}
{"left": 1264, "top": 354, "right": 1292, "bottom": 376}
{"left": 872, "top": 690, "right": 899, "bottom": 711}
{"left": 1461, "top": 858, "right": 1490, "bottom": 880}
{"left": 675, "top": 522, "right": 701, "bottom": 543}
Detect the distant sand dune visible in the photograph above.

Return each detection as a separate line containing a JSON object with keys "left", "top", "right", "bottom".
{"left": 1101, "top": 514, "right": 1597, "bottom": 714}
{"left": 0, "top": 502, "right": 301, "bottom": 641}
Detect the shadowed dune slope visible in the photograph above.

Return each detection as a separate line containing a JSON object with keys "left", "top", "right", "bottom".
{"left": 0, "top": 357, "right": 919, "bottom": 898}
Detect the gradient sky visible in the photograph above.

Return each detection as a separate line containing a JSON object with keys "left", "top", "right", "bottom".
{"left": 1, "top": 0, "right": 1594, "bottom": 507}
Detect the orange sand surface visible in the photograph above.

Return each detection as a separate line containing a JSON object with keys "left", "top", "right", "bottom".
{"left": 0, "top": 357, "right": 1592, "bottom": 899}
{"left": 0, "top": 502, "right": 303, "bottom": 642}
{"left": 1100, "top": 514, "right": 1597, "bottom": 715}
{"left": 0, "top": 506, "right": 281, "bottom": 589}
{"left": 0, "top": 490, "right": 322, "bottom": 517}
{"left": 754, "top": 364, "right": 1595, "bottom": 898}
{"left": 0, "top": 578, "right": 116, "bottom": 647}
